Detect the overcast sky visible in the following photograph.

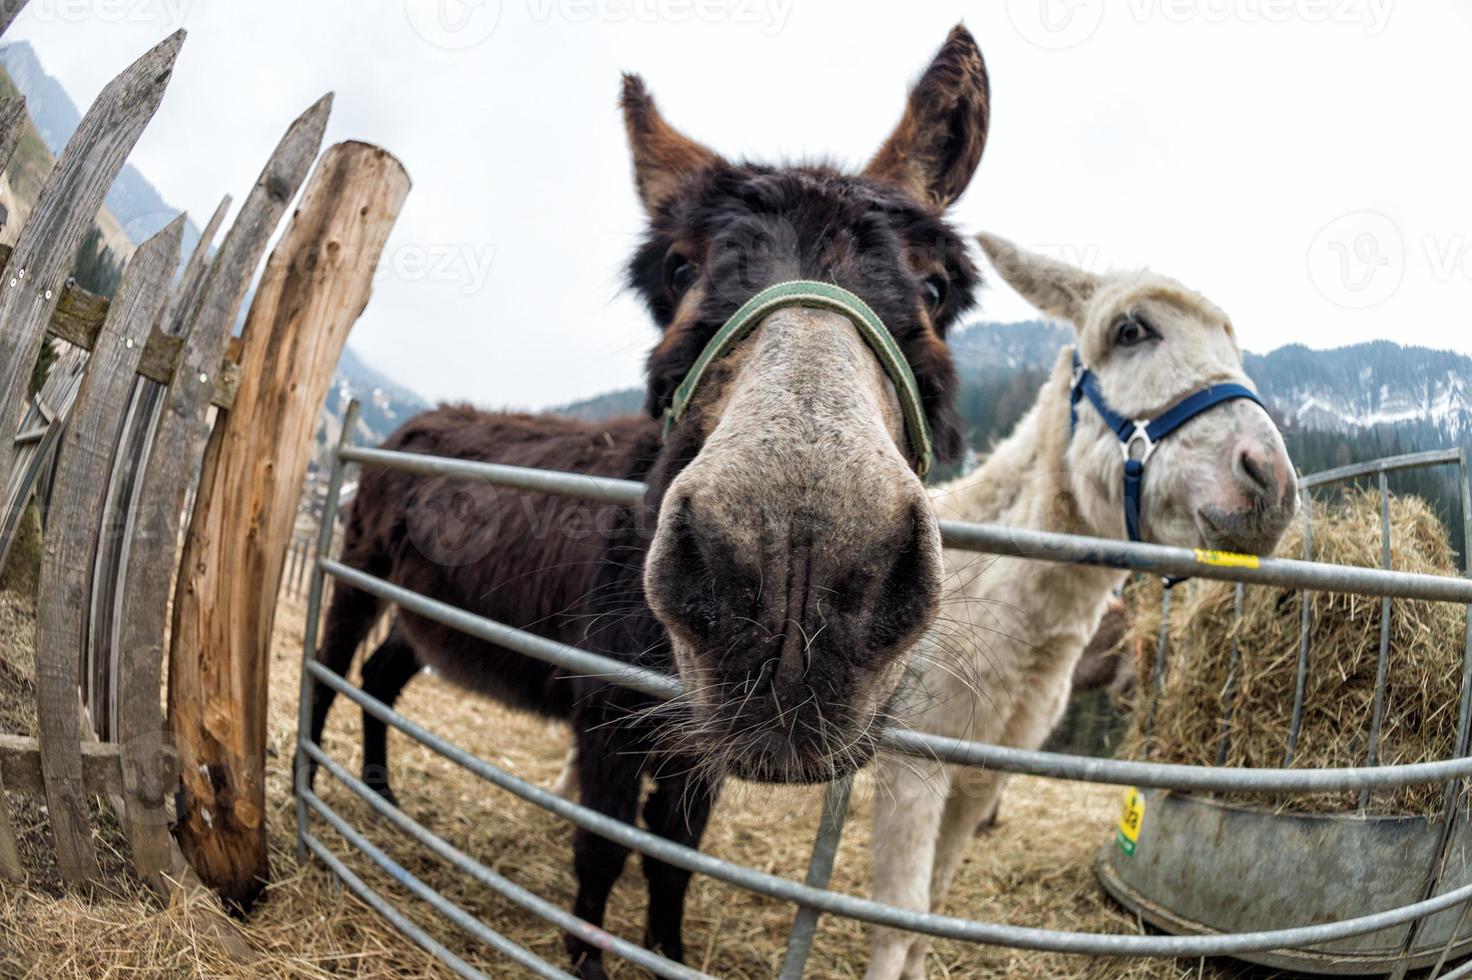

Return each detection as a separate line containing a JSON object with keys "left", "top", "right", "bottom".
{"left": 9, "top": 0, "right": 1471, "bottom": 409}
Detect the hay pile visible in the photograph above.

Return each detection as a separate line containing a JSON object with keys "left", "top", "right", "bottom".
{"left": 1126, "top": 490, "right": 1466, "bottom": 814}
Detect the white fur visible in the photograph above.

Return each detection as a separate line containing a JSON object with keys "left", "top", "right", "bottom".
{"left": 864, "top": 235, "right": 1295, "bottom": 979}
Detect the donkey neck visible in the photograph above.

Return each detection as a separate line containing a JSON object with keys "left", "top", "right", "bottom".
{"left": 933, "top": 370, "right": 1124, "bottom": 611}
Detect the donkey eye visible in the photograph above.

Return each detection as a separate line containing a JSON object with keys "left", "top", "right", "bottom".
{"left": 922, "top": 273, "right": 948, "bottom": 311}
{"left": 1114, "top": 315, "right": 1157, "bottom": 348}
{"left": 664, "top": 252, "right": 697, "bottom": 296}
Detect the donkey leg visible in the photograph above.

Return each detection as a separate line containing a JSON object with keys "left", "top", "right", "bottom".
{"left": 358, "top": 628, "right": 420, "bottom": 805}
{"left": 865, "top": 756, "right": 950, "bottom": 980}
{"left": 883, "top": 765, "right": 1000, "bottom": 977}
{"left": 639, "top": 767, "right": 719, "bottom": 963}
{"left": 304, "top": 579, "right": 381, "bottom": 793}
{"left": 565, "top": 741, "right": 642, "bottom": 980}
{"left": 892, "top": 768, "right": 1003, "bottom": 980}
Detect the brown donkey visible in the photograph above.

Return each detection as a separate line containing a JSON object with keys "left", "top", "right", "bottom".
{"left": 306, "top": 26, "right": 991, "bottom": 978}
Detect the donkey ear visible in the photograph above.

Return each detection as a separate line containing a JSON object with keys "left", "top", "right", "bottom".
{"left": 977, "top": 233, "right": 1099, "bottom": 327}
{"left": 863, "top": 24, "right": 990, "bottom": 211}
{"left": 621, "top": 73, "right": 722, "bottom": 216}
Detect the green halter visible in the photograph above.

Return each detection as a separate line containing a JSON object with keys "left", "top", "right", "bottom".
{"left": 661, "top": 280, "right": 935, "bottom": 478}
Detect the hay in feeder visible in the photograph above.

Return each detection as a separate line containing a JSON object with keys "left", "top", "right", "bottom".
{"left": 1124, "top": 489, "right": 1467, "bottom": 815}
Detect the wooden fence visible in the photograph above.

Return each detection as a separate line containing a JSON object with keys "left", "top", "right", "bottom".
{"left": 0, "top": 6, "right": 410, "bottom": 910}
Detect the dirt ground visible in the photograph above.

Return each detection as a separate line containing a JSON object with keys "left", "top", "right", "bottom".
{"left": 0, "top": 579, "right": 1322, "bottom": 978}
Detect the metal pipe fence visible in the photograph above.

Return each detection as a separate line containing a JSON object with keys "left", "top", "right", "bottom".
{"left": 297, "top": 413, "right": 1472, "bottom": 977}
{"left": 1130, "top": 446, "right": 1472, "bottom": 978}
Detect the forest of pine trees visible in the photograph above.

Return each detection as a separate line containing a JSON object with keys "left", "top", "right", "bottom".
{"left": 70, "top": 226, "right": 122, "bottom": 297}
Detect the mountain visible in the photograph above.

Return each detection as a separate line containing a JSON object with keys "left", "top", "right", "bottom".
{"left": 1244, "top": 342, "right": 1472, "bottom": 438}
{"left": 949, "top": 318, "right": 1072, "bottom": 376}
{"left": 0, "top": 41, "right": 202, "bottom": 260}
{"left": 327, "top": 345, "right": 430, "bottom": 445}
{"left": 554, "top": 388, "right": 645, "bottom": 421}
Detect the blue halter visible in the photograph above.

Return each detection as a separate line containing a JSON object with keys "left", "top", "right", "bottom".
{"left": 1069, "top": 349, "right": 1266, "bottom": 543}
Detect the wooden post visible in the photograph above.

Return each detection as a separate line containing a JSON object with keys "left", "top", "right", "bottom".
{"left": 168, "top": 141, "right": 408, "bottom": 907}
{"left": 33, "top": 219, "right": 182, "bottom": 882}
{"left": 112, "top": 95, "right": 331, "bottom": 909}
{"left": 86, "top": 194, "right": 229, "bottom": 739}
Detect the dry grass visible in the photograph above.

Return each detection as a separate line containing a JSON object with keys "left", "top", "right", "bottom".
{"left": 1125, "top": 489, "right": 1467, "bottom": 815}
{"left": 0, "top": 585, "right": 1286, "bottom": 979}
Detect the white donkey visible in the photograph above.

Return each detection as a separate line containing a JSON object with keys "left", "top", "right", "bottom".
{"left": 865, "top": 234, "right": 1299, "bottom": 979}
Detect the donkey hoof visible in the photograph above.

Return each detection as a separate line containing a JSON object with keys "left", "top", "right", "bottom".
{"left": 362, "top": 774, "right": 398, "bottom": 808}
{"left": 571, "top": 952, "right": 609, "bottom": 980}
{"left": 643, "top": 933, "right": 684, "bottom": 964}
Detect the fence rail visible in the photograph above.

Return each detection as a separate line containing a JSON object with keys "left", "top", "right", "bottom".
{"left": 299, "top": 418, "right": 1472, "bottom": 978}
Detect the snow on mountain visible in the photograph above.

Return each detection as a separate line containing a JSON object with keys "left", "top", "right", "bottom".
{"left": 1243, "top": 342, "right": 1472, "bottom": 438}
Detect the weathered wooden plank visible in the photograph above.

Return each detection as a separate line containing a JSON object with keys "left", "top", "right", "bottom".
{"left": 0, "top": 96, "right": 25, "bottom": 174}
{"left": 34, "top": 219, "right": 183, "bottom": 883}
{"left": 0, "top": 733, "right": 123, "bottom": 796}
{"left": 117, "top": 93, "right": 331, "bottom": 909}
{"left": 34, "top": 266, "right": 107, "bottom": 342}
{"left": 0, "top": 1, "right": 28, "bottom": 39}
{"left": 0, "top": 31, "right": 183, "bottom": 491}
{"left": 85, "top": 194, "right": 230, "bottom": 736}
{"left": 171, "top": 140, "right": 407, "bottom": 908}
{"left": 159, "top": 194, "right": 231, "bottom": 337}
{"left": 79, "top": 725, "right": 247, "bottom": 965}
{"left": 105, "top": 193, "right": 227, "bottom": 876}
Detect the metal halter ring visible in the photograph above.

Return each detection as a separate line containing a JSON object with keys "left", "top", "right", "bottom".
{"left": 1122, "top": 421, "right": 1156, "bottom": 464}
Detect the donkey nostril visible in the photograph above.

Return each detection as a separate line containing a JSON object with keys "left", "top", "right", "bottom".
{"left": 867, "top": 502, "right": 941, "bottom": 653}
{"left": 660, "top": 504, "right": 721, "bottom": 640}
{"left": 1236, "top": 446, "right": 1275, "bottom": 498}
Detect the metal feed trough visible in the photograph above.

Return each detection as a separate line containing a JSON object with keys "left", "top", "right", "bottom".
{"left": 1099, "top": 449, "right": 1472, "bottom": 976}
{"left": 296, "top": 402, "right": 1472, "bottom": 979}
